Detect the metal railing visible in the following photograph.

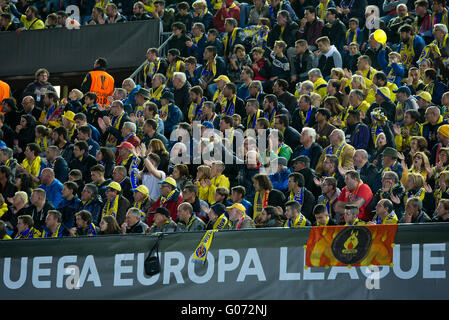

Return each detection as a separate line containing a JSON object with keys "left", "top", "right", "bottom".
{"left": 129, "top": 30, "right": 174, "bottom": 84}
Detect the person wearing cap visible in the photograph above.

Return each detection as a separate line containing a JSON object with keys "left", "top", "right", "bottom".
{"left": 379, "top": 146, "right": 403, "bottom": 181}
{"left": 133, "top": 87, "right": 151, "bottom": 139}
{"left": 226, "top": 202, "right": 255, "bottom": 230}
{"left": 429, "top": 124, "right": 449, "bottom": 166}
{"left": 67, "top": 141, "right": 96, "bottom": 182}
{"left": 148, "top": 177, "right": 183, "bottom": 226}
{"left": 99, "top": 100, "right": 131, "bottom": 150}
{"left": 290, "top": 155, "right": 320, "bottom": 197}
{"left": 148, "top": 207, "right": 177, "bottom": 234}
{"left": 176, "top": 202, "right": 206, "bottom": 232}
{"left": 286, "top": 172, "right": 315, "bottom": 223}
{"left": 393, "top": 85, "right": 419, "bottom": 126}
{"left": 131, "top": 185, "right": 152, "bottom": 220}
{"left": 120, "top": 207, "right": 149, "bottom": 235}
{"left": 62, "top": 110, "right": 78, "bottom": 143}
{"left": 116, "top": 141, "right": 140, "bottom": 174}
{"left": 101, "top": 181, "right": 130, "bottom": 226}
{"left": 204, "top": 202, "right": 229, "bottom": 230}
{"left": 374, "top": 86, "right": 395, "bottom": 120}
{"left": 422, "top": 106, "right": 447, "bottom": 152}
{"left": 284, "top": 200, "right": 310, "bottom": 228}
{"left": 160, "top": 90, "right": 183, "bottom": 137}
{"left": 211, "top": 75, "right": 230, "bottom": 113}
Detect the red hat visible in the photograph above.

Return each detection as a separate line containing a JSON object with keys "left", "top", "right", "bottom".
{"left": 117, "top": 141, "right": 134, "bottom": 150}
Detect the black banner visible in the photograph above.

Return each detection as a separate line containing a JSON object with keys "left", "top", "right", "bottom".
{"left": 0, "top": 20, "right": 160, "bottom": 77}
{"left": 0, "top": 224, "right": 449, "bottom": 300}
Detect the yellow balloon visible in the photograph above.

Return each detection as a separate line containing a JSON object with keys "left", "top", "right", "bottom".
{"left": 373, "top": 29, "right": 387, "bottom": 44}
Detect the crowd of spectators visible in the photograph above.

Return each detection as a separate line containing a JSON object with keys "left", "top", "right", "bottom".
{"left": 2, "top": 0, "right": 449, "bottom": 240}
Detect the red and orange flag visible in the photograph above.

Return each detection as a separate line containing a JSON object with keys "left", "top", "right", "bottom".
{"left": 305, "top": 225, "right": 398, "bottom": 268}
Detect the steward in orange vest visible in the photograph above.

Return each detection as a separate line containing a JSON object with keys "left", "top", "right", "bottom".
{"left": 81, "top": 57, "right": 114, "bottom": 106}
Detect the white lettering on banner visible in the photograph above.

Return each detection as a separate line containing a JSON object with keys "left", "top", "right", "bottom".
{"left": 279, "top": 247, "right": 301, "bottom": 280}
{"left": 3, "top": 257, "right": 27, "bottom": 289}
{"left": 188, "top": 253, "right": 215, "bottom": 284}
{"left": 79, "top": 255, "right": 102, "bottom": 287}
{"left": 1, "top": 244, "right": 449, "bottom": 291}
{"left": 114, "top": 254, "right": 134, "bottom": 286}
{"left": 393, "top": 244, "right": 420, "bottom": 279}
{"left": 217, "top": 249, "right": 240, "bottom": 283}
{"left": 236, "top": 248, "right": 266, "bottom": 282}
{"left": 136, "top": 253, "right": 160, "bottom": 285}
{"left": 56, "top": 255, "right": 77, "bottom": 288}
{"left": 163, "top": 251, "right": 185, "bottom": 284}
{"left": 423, "top": 243, "right": 446, "bottom": 279}
{"left": 32, "top": 256, "right": 52, "bottom": 289}
{"left": 327, "top": 267, "right": 359, "bottom": 280}
{"left": 365, "top": 266, "right": 380, "bottom": 290}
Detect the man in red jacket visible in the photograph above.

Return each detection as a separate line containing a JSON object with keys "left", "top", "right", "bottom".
{"left": 213, "top": 0, "right": 240, "bottom": 33}
{"left": 148, "top": 177, "right": 183, "bottom": 226}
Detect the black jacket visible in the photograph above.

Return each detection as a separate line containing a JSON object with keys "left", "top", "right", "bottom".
{"left": 284, "top": 188, "right": 316, "bottom": 224}
{"left": 267, "top": 21, "right": 299, "bottom": 49}
{"left": 291, "top": 106, "right": 317, "bottom": 134}
{"left": 25, "top": 201, "right": 55, "bottom": 232}
{"left": 322, "top": 19, "right": 347, "bottom": 51}
{"left": 0, "top": 180, "right": 17, "bottom": 201}
{"left": 102, "top": 195, "right": 130, "bottom": 226}
{"left": 172, "top": 81, "right": 191, "bottom": 121}
{"left": 277, "top": 91, "right": 298, "bottom": 115}
{"left": 359, "top": 162, "right": 379, "bottom": 192}
{"left": 283, "top": 126, "right": 301, "bottom": 150}
{"left": 69, "top": 154, "right": 97, "bottom": 183}
{"left": 292, "top": 49, "right": 314, "bottom": 82}
{"left": 291, "top": 142, "right": 323, "bottom": 170}
{"left": 167, "top": 33, "right": 192, "bottom": 57}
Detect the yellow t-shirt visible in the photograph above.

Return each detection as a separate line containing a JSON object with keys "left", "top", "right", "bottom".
{"left": 20, "top": 15, "right": 44, "bottom": 30}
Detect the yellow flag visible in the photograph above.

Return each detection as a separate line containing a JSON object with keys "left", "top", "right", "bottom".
{"left": 192, "top": 230, "right": 217, "bottom": 265}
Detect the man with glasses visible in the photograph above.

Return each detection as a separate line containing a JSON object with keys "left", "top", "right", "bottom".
{"left": 316, "top": 177, "right": 341, "bottom": 222}
{"left": 20, "top": 96, "right": 42, "bottom": 120}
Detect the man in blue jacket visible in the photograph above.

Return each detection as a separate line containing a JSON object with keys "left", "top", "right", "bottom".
{"left": 160, "top": 91, "right": 183, "bottom": 137}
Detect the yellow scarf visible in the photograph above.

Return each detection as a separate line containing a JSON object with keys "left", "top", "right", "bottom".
{"left": 200, "top": 59, "right": 217, "bottom": 84}
{"left": 150, "top": 84, "right": 166, "bottom": 101}
{"left": 188, "top": 97, "right": 205, "bottom": 123}
{"left": 223, "top": 27, "right": 238, "bottom": 54}
{"left": 318, "top": 0, "right": 330, "bottom": 20}
{"left": 106, "top": 112, "right": 125, "bottom": 147}
{"left": 247, "top": 110, "right": 263, "bottom": 129}
{"left": 144, "top": 58, "right": 162, "bottom": 82}
{"left": 284, "top": 213, "right": 307, "bottom": 228}
{"left": 213, "top": 214, "right": 228, "bottom": 230}
{"left": 160, "top": 189, "right": 176, "bottom": 206}
{"left": 102, "top": 195, "right": 120, "bottom": 219}
{"left": 221, "top": 95, "right": 237, "bottom": 116}
{"left": 400, "top": 35, "right": 416, "bottom": 68}
{"left": 36, "top": 136, "right": 48, "bottom": 153}
{"left": 166, "top": 60, "right": 182, "bottom": 83}
{"left": 160, "top": 103, "right": 169, "bottom": 121}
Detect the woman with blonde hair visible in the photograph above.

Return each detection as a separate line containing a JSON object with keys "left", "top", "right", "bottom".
{"left": 403, "top": 173, "right": 426, "bottom": 203}
{"left": 433, "top": 171, "right": 449, "bottom": 212}
{"left": 195, "top": 165, "right": 212, "bottom": 202}
{"left": 351, "top": 74, "right": 375, "bottom": 104}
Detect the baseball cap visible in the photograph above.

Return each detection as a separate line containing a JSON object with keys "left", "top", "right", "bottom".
{"left": 116, "top": 141, "right": 134, "bottom": 150}
{"left": 158, "top": 177, "right": 177, "bottom": 188}
{"left": 393, "top": 86, "right": 411, "bottom": 96}
{"left": 210, "top": 203, "right": 226, "bottom": 216}
{"left": 132, "top": 185, "right": 149, "bottom": 197}
{"left": 414, "top": 91, "right": 432, "bottom": 103}
{"left": 226, "top": 203, "right": 246, "bottom": 213}
{"left": 213, "top": 75, "right": 230, "bottom": 83}
{"left": 106, "top": 181, "right": 122, "bottom": 192}
{"left": 149, "top": 207, "right": 170, "bottom": 217}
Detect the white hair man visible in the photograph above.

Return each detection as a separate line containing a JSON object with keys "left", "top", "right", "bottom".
{"left": 291, "top": 127, "right": 323, "bottom": 170}
{"left": 172, "top": 71, "right": 191, "bottom": 120}
{"left": 315, "top": 128, "right": 355, "bottom": 174}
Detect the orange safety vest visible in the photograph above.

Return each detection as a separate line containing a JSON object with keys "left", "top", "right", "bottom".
{"left": 0, "top": 80, "right": 10, "bottom": 114}
{"left": 89, "top": 70, "right": 114, "bottom": 106}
